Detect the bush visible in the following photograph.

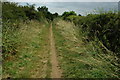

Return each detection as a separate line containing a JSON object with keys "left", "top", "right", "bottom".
{"left": 64, "top": 12, "right": 120, "bottom": 56}
{"left": 62, "top": 11, "right": 77, "bottom": 20}
{"left": 2, "top": 2, "right": 59, "bottom": 59}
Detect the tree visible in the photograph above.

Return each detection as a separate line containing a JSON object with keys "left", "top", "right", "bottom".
{"left": 37, "top": 6, "right": 48, "bottom": 12}
{"left": 78, "top": 14, "right": 81, "bottom": 16}
{"left": 53, "top": 12, "right": 58, "bottom": 17}
{"left": 37, "top": 6, "right": 57, "bottom": 21}
{"left": 62, "top": 11, "right": 77, "bottom": 20}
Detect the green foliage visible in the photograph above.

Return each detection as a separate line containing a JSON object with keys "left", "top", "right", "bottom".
{"left": 3, "top": 21, "right": 51, "bottom": 78}
{"left": 37, "top": 6, "right": 58, "bottom": 21}
{"left": 2, "top": 2, "right": 59, "bottom": 58}
{"left": 62, "top": 11, "right": 77, "bottom": 20}
{"left": 2, "top": 2, "right": 27, "bottom": 21}
{"left": 53, "top": 13, "right": 58, "bottom": 17}
{"left": 2, "top": 2, "right": 53, "bottom": 77}
{"left": 23, "top": 4, "right": 38, "bottom": 20}
{"left": 2, "top": 20, "right": 22, "bottom": 58}
{"left": 2, "top": 2, "right": 59, "bottom": 22}
{"left": 53, "top": 19, "right": 119, "bottom": 78}
{"left": 37, "top": 6, "right": 48, "bottom": 12}
{"left": 65, "top": 12, "right": 120, "bottom": 56}
{"left": 65, "top": 15, "right": 78, "bottom": 22}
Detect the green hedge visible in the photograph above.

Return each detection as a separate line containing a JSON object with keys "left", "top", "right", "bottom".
{"left": 73, "top": 13, "right": 120, "bottom": 55}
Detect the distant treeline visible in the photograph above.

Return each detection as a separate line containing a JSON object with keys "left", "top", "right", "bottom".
{"left": 2, "top": 2, "right": 59, "bottom": 59}
{"left": 2, "top": 2, "right": 58, "bottom": 22}
{"left": 62, "top": 11, "right": 120, "bottom": 56}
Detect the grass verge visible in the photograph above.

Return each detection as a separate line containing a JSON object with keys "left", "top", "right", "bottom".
{"left": 3, "top": 20, "right": 51, "bottom": 78}
{"left": 52, "top": 18, "right": 119, "bottom": 78}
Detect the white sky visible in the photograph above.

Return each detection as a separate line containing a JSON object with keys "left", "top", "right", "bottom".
{"left": 2, "top": 0, "right": 118, "bottom": 15}
{"left": 4, "top": 0, "right": 120, "bottom": 2}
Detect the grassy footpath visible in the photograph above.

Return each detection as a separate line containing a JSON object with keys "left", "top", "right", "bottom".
{"left": 53, "top": 18, "right": 119, "bottom": 78}
{"left": 3, "top": 20, "right": 51, "bottom": 78}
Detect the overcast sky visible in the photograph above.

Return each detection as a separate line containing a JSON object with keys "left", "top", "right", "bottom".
{"left": 5, "top": 0, "right": 120, "bottom": 2}
{"left": 4, "top": 0, "right": 118, "bottom": 15}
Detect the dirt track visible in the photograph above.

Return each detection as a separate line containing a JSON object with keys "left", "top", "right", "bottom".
{"left": 49, "top": 23, "right": 62, "bottom": 78}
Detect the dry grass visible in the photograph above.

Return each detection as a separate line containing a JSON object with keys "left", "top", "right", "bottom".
{"left": 3, "top": 20, "right": 51, "bottom": 78}
{"left": 53, "top": 18, "right": 119, "bottom": 78}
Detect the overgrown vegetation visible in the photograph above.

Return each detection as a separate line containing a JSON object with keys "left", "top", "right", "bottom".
{"left": 58, "top": 10, "right": 120, "bottom": 78}
{"left": 2, "top": 2, "right": 53, "bottom": 78}
{"left": 2, "top": 1, "right": 120, "bottom": 78}
{"left": 53, "top": 18, "right": 119, "bottom": 78}
{"left": 62, "top": 11, "right": 120, "bottom": 58}
{"left": 2, "top": 2, "right": 58, "bottom": 22}
{"left": 3, "top": 21, "right": 51, "bottom": 78}
{"left": 2, "top": 2, "right": 58, "bottom": 59}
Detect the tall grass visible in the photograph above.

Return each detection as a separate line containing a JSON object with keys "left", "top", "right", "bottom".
{"left": 64, "top": 11, "right": 120, "bottom": 56}
{"left": 53, "top": 18, "right": 119, "bottom": 78}
{"left": 2, "top": 20, "right": 52, "bottom": 78}
{"left": 64, "top": 10, "right": 120, "bottom": 77}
